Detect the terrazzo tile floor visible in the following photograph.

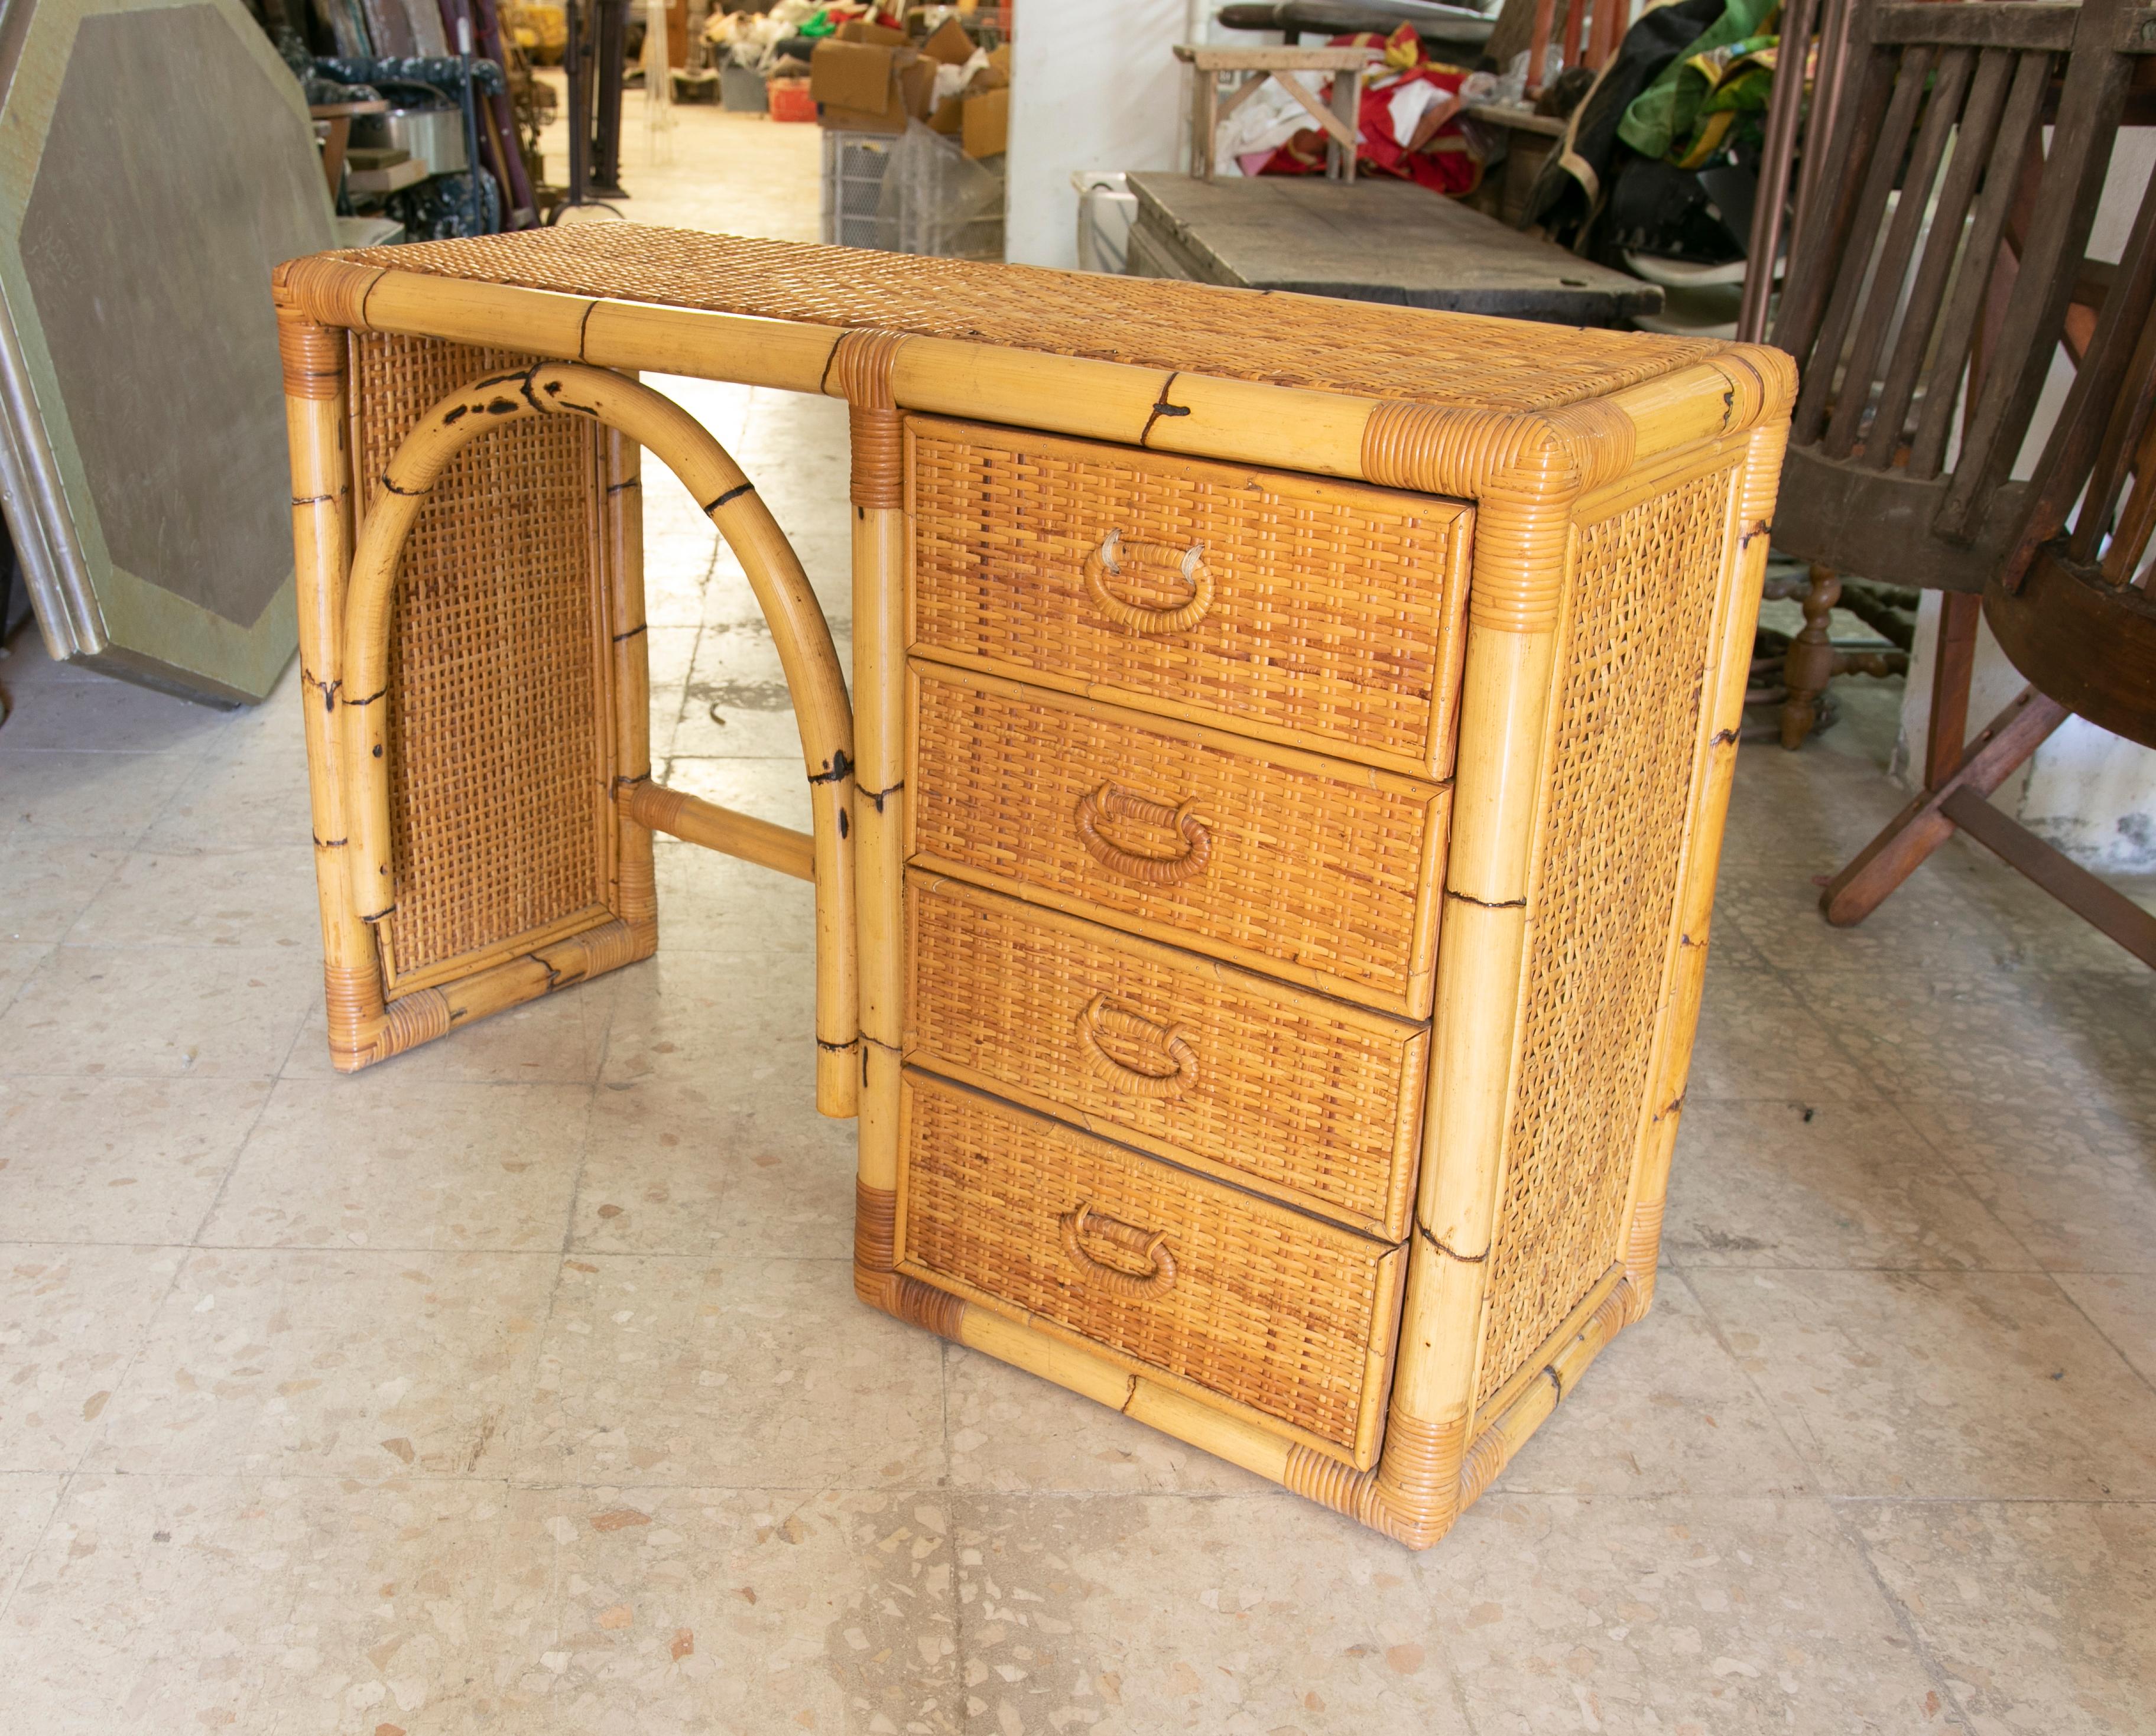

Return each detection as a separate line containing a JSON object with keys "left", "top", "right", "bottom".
{"left": 4, "top": 99, "right": 2156, "bottom": 1736}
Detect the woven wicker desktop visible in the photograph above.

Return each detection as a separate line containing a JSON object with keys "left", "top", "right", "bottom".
{"left": 272, "top": 225, "right": 1792, "bottom": 1548}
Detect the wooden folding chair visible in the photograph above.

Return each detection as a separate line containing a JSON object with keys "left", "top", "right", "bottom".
{"left": 1825, "top": 132, "right": 2156, "bottom": 965}
{"left": 1754, "top": 0, "right": 2140, "bottom": 758}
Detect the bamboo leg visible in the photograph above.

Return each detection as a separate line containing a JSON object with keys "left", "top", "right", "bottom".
{"left": 335, "top": 361, "right": 856, "bottom": 1108}
{"left": 605, "top": 424, "right": 659, "bottom": 959}
{"left": 829, "top": 329, "right": 910, "bottom": 1295}
{"left": 1275, "top": 466, "right": 1578, "bottom": 1547}
{"left": 279, "top": 308, "right": 388, "bottom": 1074}
{"left": 853, "top": 502, "right": 907, "bottom": 1243}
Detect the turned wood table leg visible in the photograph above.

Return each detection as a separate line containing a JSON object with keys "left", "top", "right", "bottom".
{"left": 1779, "top": 563, "right": 1840, "bottom": 749}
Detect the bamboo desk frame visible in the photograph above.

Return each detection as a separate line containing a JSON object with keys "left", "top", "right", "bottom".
{"left": 274, "top": 227, "right": 1792, "bottom": 1549}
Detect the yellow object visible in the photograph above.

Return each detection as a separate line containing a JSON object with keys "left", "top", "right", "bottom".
{"left": 506, "top": 1, "right": 565, "bottom": 63}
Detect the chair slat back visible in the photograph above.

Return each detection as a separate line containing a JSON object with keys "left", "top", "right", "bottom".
{"left": 2006, "top": 159, "right": 2156, "bottom": 590}
{"left": 1770, "top": 0, "right": 2138, "bottom": 550}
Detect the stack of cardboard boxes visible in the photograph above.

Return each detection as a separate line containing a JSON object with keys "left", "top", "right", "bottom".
{"left": 809, "top": 15, "right": 1009, "bottom": 158}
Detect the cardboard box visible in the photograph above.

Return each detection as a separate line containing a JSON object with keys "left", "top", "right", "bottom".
{"left": 811, "top": 39, "right": 897, "bottom": 112}
{"left": 920, "top": 15, "right": 975, "bottom": 63}
{"left": 928, "top": 94, "right": 963, "bottom": 134}
{"left": 961, "top": 83, "right": 1007, "bottom": 158}
{"left": 987, "top": 41, "right": 1011, "bottom": 76}
{"left": 811, "top": 38, "right": 919, "bottom": 128}
{"left": 899, "top": 54, "right": 937, "bottom": 119}
{"left": 836, "top": 18, "right": 907, "bottom": 45}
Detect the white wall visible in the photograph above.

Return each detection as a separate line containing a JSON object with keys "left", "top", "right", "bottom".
{"left": 1004, "top": 0, "right": 1201, "bottom": 269}
{"left": 1894, "top": 131, "right": 2156, "bottom": 874}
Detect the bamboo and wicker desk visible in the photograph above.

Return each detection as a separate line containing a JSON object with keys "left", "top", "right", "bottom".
{"left": 273, "top": 226, "right": 1791, "bottom": 1549}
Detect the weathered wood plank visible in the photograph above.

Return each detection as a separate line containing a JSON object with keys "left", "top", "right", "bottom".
{"left": 1122, "top": 173, "right": 1661, "bottom": 324}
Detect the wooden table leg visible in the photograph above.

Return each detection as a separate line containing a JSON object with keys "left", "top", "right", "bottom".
{"left": 1193, "top": 69, "right": 1219, "bottom": 180}
{"left": 1925, "top": 591, "right": 1982, "bottom": 782}
{"left": 1329, "top": 66, "right": 1360, "bottom": 183}
{"left": 320, "top": 115, "right": 352, "bottom": 203}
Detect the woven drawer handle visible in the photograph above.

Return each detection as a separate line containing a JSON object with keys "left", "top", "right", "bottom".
{"left": 1076, "top": 993, "right": 1199, "bottom": 1098}
{"left": 1081, "top": 531, "right": 1215, "bottom": 636}
{"left": 1057, "top": 1203, "right": 1178, "bottom": 1299}
{"left": 1074, "top": 784, "right": 1213, "bottom": 884}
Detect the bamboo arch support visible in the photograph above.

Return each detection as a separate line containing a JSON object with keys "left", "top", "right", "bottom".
{"left": 337, "top": 360, "right": 859, "bottom": 1115}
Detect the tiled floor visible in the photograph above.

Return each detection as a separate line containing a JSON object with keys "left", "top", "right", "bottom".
{"left": 4, "top": 98, "right": 2156, "bottom": 1736}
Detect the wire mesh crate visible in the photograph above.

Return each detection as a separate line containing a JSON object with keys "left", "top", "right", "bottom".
{"left": 821, "top": 128, "right": 898, "bottom": 250}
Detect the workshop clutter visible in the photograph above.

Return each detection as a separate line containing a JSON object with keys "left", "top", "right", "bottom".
{"left": 788, "top": 6, "right": 1007, "bottom": 257}
{"left": 809, "top": 14, "right": 1007, "bottom": 154}
{"left": 1219, "top": 26, "right": 1492, "bottom": 196}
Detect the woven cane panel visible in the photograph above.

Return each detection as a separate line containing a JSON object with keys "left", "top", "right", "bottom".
{"left": 909, "top": 422, "right": 1468, "bottom": 773}
{"left": 907, "top": 875, "right": 1426, "bottom": 1236}
{"left": 340, "top": 225, "right": 1717, "bottom": 411}
{"left": 353, "top": 332, "right": 608, "bottom": 981}
{"left": 909, "top": 668, "right": 1444, "bottom": 1015}
{"left": 900, "top": 1074, "right": 1392, "bottom": 1453}
{"left": 1475, "top": 468, "right": 1735, "bottom": 1406}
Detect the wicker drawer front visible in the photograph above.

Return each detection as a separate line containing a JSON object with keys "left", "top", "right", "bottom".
{"left": 908, "top": 418, "right": 1472, "bottom": 779}
{"left": 898, "top": 1072, "right": 1404, "bottom": 1465}
{"left": 907, "top": 664, "right": 1447, "bottom": 1019}
{"left": 906, "top": 873, "right": 1427, "bottom": 1239}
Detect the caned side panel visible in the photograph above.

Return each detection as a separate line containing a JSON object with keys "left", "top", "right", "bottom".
{"left": 897, "top": 1071, "right": 1399, "bottom": 1461}
{"left": 1473, "top": 461, "right": 1739, "bottom": 1406}
{"left": 907, "top": 664, "right": 1446, "bottom": 1017}
{"left": 352, "top": 333, "right": 613, "bottom": 988}
{"left": 907, "top": 418, "right": 1471, "bottom": 776}
{"left": 906, "top": 872, "right": 1427, "bottom": 1238}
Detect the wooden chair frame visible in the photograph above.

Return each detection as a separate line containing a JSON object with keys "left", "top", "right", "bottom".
{"left": 1745, "top": 0, "right": 2142, "bottom": 752}
{"left": 1739, "top": 0, "right": 2156, "bottom": 963}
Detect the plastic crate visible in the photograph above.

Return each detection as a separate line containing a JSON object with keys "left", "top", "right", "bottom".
{"left": 768, "top": 79, "right": 815, "bottom": 122}
{"left": 821, "top": 128, "right": 897, "bottom": 249}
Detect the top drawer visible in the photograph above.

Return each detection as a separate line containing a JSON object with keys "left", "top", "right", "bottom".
{"left": 906, "top": 418, "right": 1473, "bottom": 779}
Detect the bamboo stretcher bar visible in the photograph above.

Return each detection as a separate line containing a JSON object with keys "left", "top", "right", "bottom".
{"left": 626, "top": 784, "right": 816, "bottom": 881}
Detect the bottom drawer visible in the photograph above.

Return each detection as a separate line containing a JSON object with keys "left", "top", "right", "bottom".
{"left": 897, "top": 1070, "right": 1404, "bottom": 1465}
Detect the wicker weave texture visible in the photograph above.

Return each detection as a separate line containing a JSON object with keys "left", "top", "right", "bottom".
{"left": 899, "top": 1072, "right": 1398, "bottom": 1456}
{"left": 908, "top": 420, "right": 1471, "bottom": 775}
{"left": 339, "top": 225, "right": 1719, "bottom": 411}
{"left": 907, "top": 665, "right": 1445, "bottom": 1016}
{"left": 1475, "top": 464, "right": 1739, "bottom": 1406}
{"left": 353, "top": 332, "right": 611, "bottom": 984}
{"left": 906, "top": 874, "right": 1427, "bottom": 1237}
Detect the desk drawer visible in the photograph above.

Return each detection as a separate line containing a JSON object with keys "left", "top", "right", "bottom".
{"left": 907, "top": 664, "right": 1447, "bottom": 1019}
{"left": 898, "top": 1072, "right": 1404, "bottom": 1465}
{"left": 907, "top": 418, "right": 1472, "bottom": 779}
{"left": 906, "top": 873, "right": 1426, "bottom": 1239}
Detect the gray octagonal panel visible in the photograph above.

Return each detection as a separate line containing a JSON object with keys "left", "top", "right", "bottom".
{"left": 22, "top": 6, "right": 324, "bottom": 629}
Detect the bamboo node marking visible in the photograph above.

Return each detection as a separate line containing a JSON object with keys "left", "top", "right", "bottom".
{"left": 703, "top": 481, "right": 755, "bottom": 512}
{"left": 1416, "top": 1220, "right": 1488, "bottom": 1264}
{"left": 1444, "top": 887, "right": 1527, "bottom": 911}
{"left": 1139, "top": 372, "right": 1191, "bottom": 446}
